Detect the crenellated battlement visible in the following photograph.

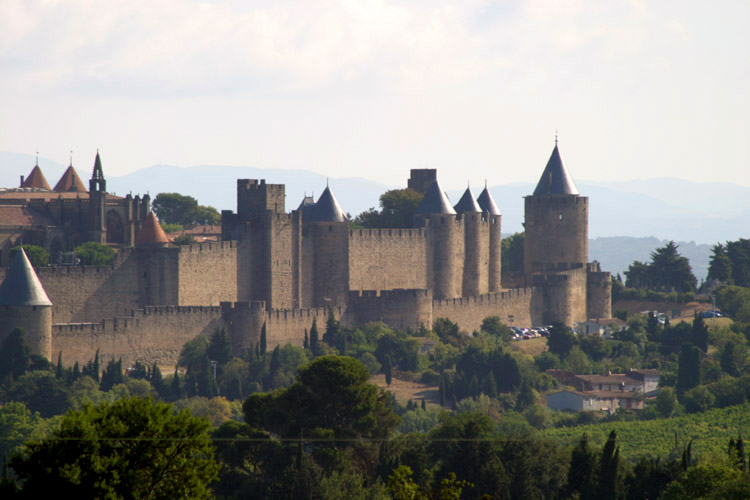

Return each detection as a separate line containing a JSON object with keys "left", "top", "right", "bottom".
{"left": 432, "top": 287, "right": 536, "bottom": 308}
{"left": 349, "top": 228, "right": 425, "bottom": 238}
{"left": 178, "top": 240, "right": 237, "bottom": 253}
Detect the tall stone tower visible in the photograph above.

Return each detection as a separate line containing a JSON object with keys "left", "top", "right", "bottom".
{"left": 88, "top": 151, "right": 107, "bottom": 244}
{"left": 414, "top": 179, "right": 463, "bottom": 300}
{"left": 524, "top": 141, "right": 588, "bottom": 275}
{"left": 0, "top": 248, "right": 53, "bottom": 360}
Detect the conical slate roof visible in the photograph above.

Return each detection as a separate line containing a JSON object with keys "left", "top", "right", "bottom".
{"left": 533, "top": 144, "right": 579, "bottom": 196}
{"left": 310, "top": 186, "right": 347, "bottom": 222}
{"left": 453, "top": 186, "right": 482, "bottom": 213}
{"left": 0, "top": 248, "right": 52, "bottom": 306}
{"left": 477, "top": 185, "right": 502, "bottom": 215}
{"left": 54, "top": 165, "right": 87, "bottom": 193}
{"left": 297, "top": 195, "right": 316, "bottom": 221}
{"left": 21, "top": 165, "right": 52, "bottom": 190}
{"left": 135, "top": 212, "right": 169, "bottom": 245}
{"left": 414, "top": 180, "right": 456, "bottom": 215}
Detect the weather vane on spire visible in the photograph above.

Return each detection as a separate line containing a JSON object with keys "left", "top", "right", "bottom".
{"left": 555, "top": 130, "right": 558, "bottom": 145}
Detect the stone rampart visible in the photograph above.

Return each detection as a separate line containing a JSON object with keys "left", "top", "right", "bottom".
{"left": 177, "top": 241, "right": 239, "bottom": 305}
{"left": 432, "top": 287, "right": 543, "bottom": 332}
{"left": 52, "top": 305, "right": 225, "bottom": 368}
{"left": 348, "top": 228, "right": 428, "bottom": 291}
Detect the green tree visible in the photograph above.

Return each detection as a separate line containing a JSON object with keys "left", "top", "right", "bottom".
{"left": 10, "top": 245, "right": 48, "bottom": 267}
{"left": 259, "top": 322, "right": 267, "bottom": 356}
{"left": 726, "top": 238, "right": 750, "bottom": 286}
{"left": 0, "top": 328, "right": 31, "bottom": 380}
{"left": 501, "top": 232, "right": 524, "bottom": 273}
{"left": 677, "top": 342, "right": 701, "bottom": 394}
{"left": 172, "top": 234, "right": 196, "bottom": 246}
{"left": 384, "top": 355, "right": 393, "bottom": 386}
{"left": 152, "top": 192, "right": 220, "bottom": 226}
{"left": 10, "top": 397, "right": 218, "bottom": 499}
{"left": 547, "top": 322, "right": 577, "bottom": 357}
{"left": 354, "top": 188, "right": 423, "bottom": 228}
{"left": 310, "top": 317, "right": 320, "bottom": 356}
{"left": 73, "top": 242, "right": 116, "bottom": 266}
{"left": 596, "top": 430, "right": 622, "bottom": 500}
{"left": 649, "top": 241, "right": 697, "bottom": 292}
{"left": 480, "top": 316, "right": 513, "bottom": 342}
{"left": 624, "top": 260, "right": 651, "bottom": 289}
{"left": 567, "top": 434, "right": 596, "bottom": 499}
{"left": 691, "top": 314, "right": 709, "bottom": 353}
{"left": 207, "top": 328, "right": 232, "bottom": 367}
{"left": 655, "top": 387, "right": 678, "bottom": 417}
{"left": 708, "top": 243, "right": 733, "bottom": 283}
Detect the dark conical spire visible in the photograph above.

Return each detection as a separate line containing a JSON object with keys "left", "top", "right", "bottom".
{"left": 310, "top": 186, "right": 347, "bottom": 222}
{"left": 297, "top": 194, "right": 316, "bottom": 221}
{"left": 453, "top": 186, "right": 482, "bottom": 213}
{"left": 477, "top": 185, "right": 501, "bottom": 215}
{"left": 0, "top": 248, "right": 52, "bottom": 306}
{"left": 90, "top": 150, "right": 106, "bottom": 192}
{"left": 414, "top": 179, "right": 456, "bottom": 215}
{"left": 533, "top": 143, "right": 579, "bottom": 196}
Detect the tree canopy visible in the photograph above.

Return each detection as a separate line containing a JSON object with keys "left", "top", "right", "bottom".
{"left": 74, "top": 241, "right": 117, "bottom": 266}
{"left": 10, "top": 245, "right": 48, "bottom": 267}
{"left": 152, "top": 193, "right": 220, "bottom": 226}
{"left": 10, "top": 397, "right": 218, "bottom": 499}
{"left": 353, "top": 188, "right": 423, "bottom": 228}
{"left": 625, "top": 241, "right": 697, "bottom": 292}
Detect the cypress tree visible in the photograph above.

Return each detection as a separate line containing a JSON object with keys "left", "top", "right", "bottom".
{"left": 151, "top": 362, "right": 165, "bottom": 396}
{"left": 567, "top": 434, "right": 596, "bottom": 499}
{"left": 269, "top": 345, "right": 281, "bottom": 377}
{"left": 72, "top": 361, "right": 81, "bottom": 381}
{"left": 303, "top": 328, "right": 309, "bottom": 349}
{"left": 439, "top": 372, "right": 447, "bottom": 407}
{"left": 681, "top": 440, "right": 692, "bottom": 471}
{"left": 56, "top": 351, "right": 64, "bottom": 379}
{"left": 93, "top": 349, "right": 100, "bottom": 382}
{"left": 677, "top": 342, "right": 701, "bottom": 394}
{"left": 596, "top": 430, "right": 620, "bottom": 500}
{"left": 421, "top": 398, "right": 426, "bottom": 411}
{"left": 310, "top": 318, "right": 319, "bottom": 356}
{"left": 260, "top": 322, "right": 267, "bottom": 356}
{"left": 691, "top": 314, "right": 709, "bottom": 353}
{"left": 384, "top": 355, "right": 393, "bottom": 386}
{"left": 170, "top": 366, "right": 182, "bottom": 400}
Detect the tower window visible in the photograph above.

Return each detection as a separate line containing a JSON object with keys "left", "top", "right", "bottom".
{"left": 559, "top": 212, "right": 563, "bottom": 220}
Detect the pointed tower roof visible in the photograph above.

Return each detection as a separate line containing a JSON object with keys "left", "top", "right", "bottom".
{"left": 54, "top": 165, "right": 87, "bottom": 193}
{"left": 310, "top": 186, "right": 347, "bottom": 222}
{"left": 89, "top": 150, "right": 106, "bottom": 192}
{"left": 453, "top": 186, "right": 482, "bottom": 213}
{"left": 0, "top": 248, "right": 52, "bottom": 306}
{"left": 533, "top": 143, "right": 579, "bottom": 196}
{"left": 297, "top": 195, "right": 316, "bottom": 221}
{"left": 21, "top": 165, "right": 52, "bottom": 190}
{"left": 477, "top": 185, "right": 502, "bottom": 215}
{"left": 135, "top": 212, "right": 169, "bottom": 246}
{"left": 414, "top": 179, "right": 456, "bottom": 215}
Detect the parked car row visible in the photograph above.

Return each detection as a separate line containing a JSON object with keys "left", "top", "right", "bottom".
{"left": 511, "top": 326, "right": 550, "bottom": 341}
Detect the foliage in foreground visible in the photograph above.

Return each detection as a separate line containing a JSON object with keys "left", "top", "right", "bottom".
{"left": 8, "top": 397, "right": 218, "bottom": 499}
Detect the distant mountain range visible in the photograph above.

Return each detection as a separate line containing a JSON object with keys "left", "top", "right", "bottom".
{"left": 3, "top": 152, "right": 744, "bottom": 280}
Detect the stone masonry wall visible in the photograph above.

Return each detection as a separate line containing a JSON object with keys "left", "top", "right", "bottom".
{"left": 177, "top": 241, "right": 239, "bottom": 305}
{"left": 348, "top": 228, "right": 428, "bottom": 291}
{"left": 52, "top": 306, "right": 225, "bottom": 368}
{"left": 432, "top": 287, "right": 544, "bottom": 333}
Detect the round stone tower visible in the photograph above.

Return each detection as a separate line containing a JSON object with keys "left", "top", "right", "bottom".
{"left": 524, "top": 141, "right": 588, "bottom": 275}
{"left": 0, "top": 248, "right": 53, "bottom": 360}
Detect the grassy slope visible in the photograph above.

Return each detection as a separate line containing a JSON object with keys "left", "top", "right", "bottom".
{"left": 542, "top": 403, "right": 750, "bottom": 461}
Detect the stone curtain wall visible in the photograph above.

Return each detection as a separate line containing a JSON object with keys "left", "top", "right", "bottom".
{"left": 348, "top": 228, "right": 428, "bottom": 291}
{"left": 53, "top": 306, "right": 225, "bottom": 368}
{"left": 177, "top": 241, "right": 239, "bottom": 306}
{"left": 432, "top": 288, "right": 544, "bottom": 332}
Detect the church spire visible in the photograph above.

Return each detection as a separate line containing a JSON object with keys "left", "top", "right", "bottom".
{"left": 90, "top": 149, "right": 106, "bottom": 192}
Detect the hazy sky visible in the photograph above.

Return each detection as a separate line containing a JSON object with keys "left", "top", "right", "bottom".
{"left": 1, "top": 0, "right": 747, "bottom": 188}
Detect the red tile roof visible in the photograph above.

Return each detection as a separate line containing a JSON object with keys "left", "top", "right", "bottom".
{"left": 0, "top": 205, "right": 53, "bottom": 226}
{"left": 21, "top": 166, "right": 52, "bottom": 190}
{"left": 53, "top": 166, "right": 87, "bottom": 193}
{"left": 135, "top": 212, "right": 169, "bottom": 245}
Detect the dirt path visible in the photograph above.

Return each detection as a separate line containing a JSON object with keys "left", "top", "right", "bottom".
{"left": 371, "top": 374, "right": 442, "bottom": 409}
